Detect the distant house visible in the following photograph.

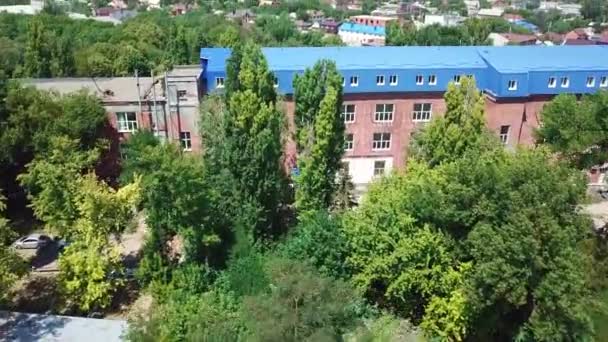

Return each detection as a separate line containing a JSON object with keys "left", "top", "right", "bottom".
{"left": 563, "top": 28, "right": 595, "bottom": 45}
{"left": 307, "top": 10, "right": 325, "bottom": 22}
{"left": 511, "top": 19, "right": 539, "bottom": 33}
{"left": 94, "top": 7, "right": 137, "bottom": 21}
{"left": 349, "top": 15, "right": 397, "bottom": 28}
{"left": 464, "top": 0, "right": 480, "bottom": 16}
{"left": 539, "top": 1, "right": 581, "bottom": 15}
{"left": 295, "top": 20, "right": 313, "bottom": 32}
{"left": 488, "top": 32, "right": 538, "bottom": 46}
{"left": 503, "top": 13, "right": 523, "bottom": 21}
{"left": 259, "top": 0, "right": 280, "bottom": 6}
{"left": 320, "top": 19, "right": 341, "bottom": 34}
{"left": 477, "top": 7, "right": 505, "bottom": 18}
{"left": 422, "top": 14, "right": 465, "bottom": 27}
{"left": 540, "top": 32, "right": 565, "bottom": 45}
{"left": 338, "top": 22, "right": 387, "bottom": 46}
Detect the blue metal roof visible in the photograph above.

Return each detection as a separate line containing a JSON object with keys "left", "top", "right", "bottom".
{"left": 201, "top": 46, "right": 488, "bottom": 71}
{"left": 200, "top": 46, "right": 608, "bottom": 98}
{"left": 338, "top": 22, "right": 386, "bottom": 36}
{"left": 477, "top": 45, "right": 608, "bottom": 73}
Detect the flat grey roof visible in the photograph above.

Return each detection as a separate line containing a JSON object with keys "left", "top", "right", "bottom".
{"left": 0, "top": 311, "right": 127, "bottom": 342}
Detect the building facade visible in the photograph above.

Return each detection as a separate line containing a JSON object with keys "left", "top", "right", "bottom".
{"left": 200, "top": 46, "right": 608, "bottom": 193}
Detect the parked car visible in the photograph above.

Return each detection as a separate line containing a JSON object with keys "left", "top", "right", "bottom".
{"left": 56, "top": 238, "right": 71, "bottom": 253}
{"left": 12, "top": 234, "right": 51, "bottom": 249}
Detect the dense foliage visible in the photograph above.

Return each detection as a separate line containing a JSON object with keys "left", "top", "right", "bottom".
{"left": 293, "top": 60, "right": 344, "bottom": 212}
{"left": 536, "top": 91, "right": 608, "bottom": 169}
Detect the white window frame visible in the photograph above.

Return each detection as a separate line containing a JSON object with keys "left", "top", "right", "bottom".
{"left": 350, "top": 76, "right": 359, "bottom": 87}
{"left": 428, "top": 75, "right": 437, "bottom": 85}
{"left": 372, "top": 132, "right": 391, "bottom": 150}
{"left": 344, "top": 133, "right": 354, "bottom": 151}
{"left": 587, "top": 76, "right": 595, "bottom": 88}
{"left": 215, "top": 77, "right": 225, "bottom": 88}
{"left": 376, "top": 75, "right": 385, "bottom": 86}
{"left": 374, "top": 103, "right": 394, "bottom": 123}
{"left": 412, "top": 103, "right": 432, "bottom": 122}
{"left": 548, "top": 77, "right": 556, "bottom": 88}
{"left": 453, "top": 75, "right": 461, "bottom": 85}
{"left": 273, "top": 75, "right": 279, "bottom": 88}
{"left": 342, "top": 104, "right": 356, "bottom": 123}
{"left": 601, "top": 76, "right": 608, "bottom": 88}
{"left": 499, "top": 125, "right": 510, "bottom": 145}
{"left": 116, "top": 112, "right": 138, "bottom": 133}
{"left": 373, "top": 160, "right": 386, "bottom": 176}
{"left": 180, "top": 131, "right": 192, "bottom": 151}
{"left": 341, "top": 77, "right": 345, "bottom": 86}
{"left": 389, "top": 75, "right": 398, "bottom": 86}
{"left": 560, "top": 77, "right": 569, "bottom": 88}
{"left": 415, "top": 75, "right": 424, "bottom": 85}
{"left": 508, "top": 80, "right": 517, "bottom": 91}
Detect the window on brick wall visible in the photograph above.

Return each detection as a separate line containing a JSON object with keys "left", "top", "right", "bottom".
{"left": 374, "top": 104, "right": 394, "bottom": 122}
{"left": 215, "top": 77, "right": 225, "bottom": 88}
{"left": 376, "top": 75, "right": 385, "bottom": 85}
{"left": 499, "top": 125, "right": 510, "bottom": 145}
{"left": 428, "top": 75, "right": 437, "bottom": 85}
{"left": 412, "top": 103, "right": 432, "bottom": 122}
{"left": 180, "top": 131, "right": 192, "bottom": 151}
{"left": 116, "top": 112, "right": 138, "bottom": 132}
{"left": 344, "top": 133, "right": 354, "bottom": 151}
{"left": 372, "top": 132, "right": 391, "bottom": 150}
{"left": 342, "top": 104, "right": 356, "bottom": 123}
{"left": 373, "top": 160, "right": 386, "bottom": 176}
{"left": 416, "top": 75, "right": 424, "bottom": 85}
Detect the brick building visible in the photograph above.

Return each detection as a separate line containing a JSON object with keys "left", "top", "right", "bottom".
{"left": 200, "top": 46, "right": 608, "bottom": 193}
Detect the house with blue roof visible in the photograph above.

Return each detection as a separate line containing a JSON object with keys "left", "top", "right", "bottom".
{"left": 199, "top": 45, "right": 608, "bottom": 192}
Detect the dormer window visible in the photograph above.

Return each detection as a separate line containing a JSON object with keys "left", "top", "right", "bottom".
{"left": 560, "top": 77, "right": 569, "bottom": 88}
{"left": 389, "top": 75, "right": 398, "bottom": 86}
{"left": 508, "top": 80, "right": 517, "bottom": 91}
{"left": 453, "top": 75, "right": 461, "bottom": 85}
{"left": 350, "top": 76, "right": 359, "bottom": 87}
{"left": 415, "top": 75, "right": 423, "bottom": 85}
{"left": 586, "top": 76, "right": 595, "bottom": 87}
{"left": 216, "top": 77, "right": 225, "bottom": 88}
{"left": 548, "top": 77, "right": 556, "bottom": 88}
{"left": 428, "top": 75, "right": 437, "bottom": 85}
{"left": 376, "top": 75, "right": 385, "bottom": 85}
{"left": 601, "top": 76, "right": 608, "bottom": 88}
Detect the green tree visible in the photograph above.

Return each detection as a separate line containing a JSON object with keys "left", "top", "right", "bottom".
{"left": 23, "top": 16, "right": 50, "bottom": 78}
{"left": 18, "top": 137, "right": 101, "bottom": 237}
{"left": 581, "top": 0, "right": 604, "bottom": 21}
{"left": 214, "top": 42, "right": 286, "bottom": 242}
{"left": 293, "top": 60, "right": 344, "bottom": 212}
{"left": 536, "top": 91, "right": 608, "bottom": 169}
{"left": 58, "top": 173, "right": 141, "bottom": 312}
{"left": 410, "top": 76, "right": 489, "bottom": 166}
{"left": 241, "top": 258, "right": 362, "bottom": 341}
{"left": 279, "top": 210, "right": 351, "bottom": 279}
{"left": 0, "top": 192, "right": 27, "bottom": 304}
{"left": 331, "top": 165, "right": 356, "bottom": 212}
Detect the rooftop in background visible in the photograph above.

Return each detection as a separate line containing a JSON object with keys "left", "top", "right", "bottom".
{"left": 0, "top": 311, "right": 126, "bottom": 342}
{"left": 20, "top": 77, "right": 158, "bottom": 103}
{"left": 201, "top": 46, "right": 608, "bottom": 73}
{"left": 339, "top": 22, "right": 387, "bottom": 36}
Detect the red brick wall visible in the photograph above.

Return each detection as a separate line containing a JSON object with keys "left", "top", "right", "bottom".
{"left": 283, "top": 93, "right": 550, "bottom": 170}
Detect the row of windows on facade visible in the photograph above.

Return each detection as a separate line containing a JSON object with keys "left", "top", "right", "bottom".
{"left": 216, "top": 74, "right": 608, "bottom": 91}
{"left": 116, "top": 112, "right": 192, "bottom": 151}
{"left": 344, "top": 125, "right": 511, "bottom": 152}
{"left": 341, "top": 103, "right": 433, "bottom": 123}
{"left": 508, "top": 76, "right": 608, "bottom": 91}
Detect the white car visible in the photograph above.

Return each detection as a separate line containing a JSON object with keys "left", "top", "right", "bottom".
{"left": 12, "top": 234, "right": 51, "bottom": 249}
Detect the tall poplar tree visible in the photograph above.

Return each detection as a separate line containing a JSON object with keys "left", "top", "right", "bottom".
{"left": 218, "top": 42, "right": 285, "bottom": 241}
{"left": 292, "top": 60, "right": 344, "bottom": 212}
{"left": 410, "top": 76, "right": 488, "bottom": 166}
{"left": 23, "top": 16, "right": 50, "bottom": 78}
